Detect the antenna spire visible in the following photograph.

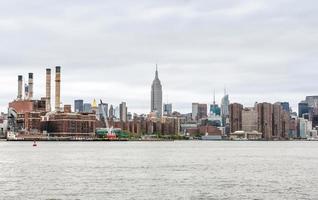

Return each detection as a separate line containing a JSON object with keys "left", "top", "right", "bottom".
{"left": 155, "top": 64, "right": 158, "bottom": 78}
{"left": 213, "top": 89, "right": 216, "bottom": 105}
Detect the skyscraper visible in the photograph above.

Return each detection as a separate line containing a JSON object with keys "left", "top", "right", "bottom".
{"left": 74, "top": 99, "right": 84, "bottom": 112}
{"left": 83, "top": 103, "right": 92, "bottom": 113}
{"left": 298, "top": 101, "right": 309, "bottom": 117}
{"left": 120, "top": 102, "right": 127, "bottom": 122}
{"left": 221, "top": 90, "right": 230, "bottom": 126}
{"left": 192, "top": 103, "right": 207, "bottom": 121}
{"left": 257, "top": 103, "right": 273, "bottom": 140}
{"left": 163, "top": 103, "right": 172, "bottom": 115}
{"left": 109, "top": 105, "right": 114, "bottom": 118}
{"left": 151, "top": 65, "right": 163, "bottom": 117}
{"left": 229, "top": 103, "right": 243, "bottom": 133}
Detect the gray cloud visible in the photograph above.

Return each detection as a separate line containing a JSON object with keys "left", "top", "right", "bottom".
{"left": 0, "top": 0, "right": 317, "bottom": 113}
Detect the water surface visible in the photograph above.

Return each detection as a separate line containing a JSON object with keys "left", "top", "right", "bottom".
{"left": 0, "top": 141, "right": 317, "bottom": 199}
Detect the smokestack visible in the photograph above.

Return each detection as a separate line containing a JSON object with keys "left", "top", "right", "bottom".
{"left": 55, "top": 66, "right": 61, "bottom": 111}
{"left": 17, "top": 75, "right": 23, "bottom": 100}
{"left": 28, "top": 73, "right": 33, "bottom": 100}
{"left": 46, "top": 68, "right": 51, "bottom": 112}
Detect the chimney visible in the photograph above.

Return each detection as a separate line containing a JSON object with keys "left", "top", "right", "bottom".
{"left": 46, "top": 68, "right": 51, "bottom": 112}
{"left": 55, "top": 66, "right": 61, "bottom": 111}
{"left": 64, "top": 105, "right": 71, "bottom": 113}
{"left": 28, "top": 73, "right": 33, "bottom": 100}
{"left": 17, "top": 75, "right": 23, "bottom": 100}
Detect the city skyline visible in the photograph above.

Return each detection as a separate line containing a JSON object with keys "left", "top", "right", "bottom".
{"left": 1, "top": 0, "right": 317, "bottom": 113}
{"left": 0, "top": 65, "right": 315, "bottom": 114}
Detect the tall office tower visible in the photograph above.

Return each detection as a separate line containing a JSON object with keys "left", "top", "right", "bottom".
{"left": 119, "top": 102, "right": 127, "bottom": 122}
{"left": 46, "top": 68, "right": 51, "bottom": 112}
{"left": 55, "top": 66, "right": 61, "bottom": 111}
{"left": 305, "top": 96, "right": 318, "bottom": 108}
{"left": 151, "top": 65, "right": 163, "bottom": 117}
{"left": 298, "top": 101, "right": 309, "bottom": 117}
{"left": 83, "top": 103, "right": 92, "bottom": 113}
{"left": 109, "top": 105, "right": 114, "bottom": 118}
{"left": 74, "top": 99, "right": 84, "bottom": 112}
{"left": 279, "top": 102, "right": 290, "bottom": 113}
{"left": 229, "top": 103, "right": 243, "bottom": 133}
{"left": 221, "top": 90, "right": 230, "bottom": 125}
{"left": 114, "top": 106, "right": 120, "bottom": 119}
{"left": 257, "top": 103, "right": 273, "bottom": 140}
{"left": 163, "top": 103, "right": 172, "bottom": 115}
{"left": 192, "top": 103, "right": 208, "bottom": 121}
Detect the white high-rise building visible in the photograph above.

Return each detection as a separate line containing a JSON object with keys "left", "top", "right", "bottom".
{"left": 151, "top": 66, "right": 163, "bottom": 117}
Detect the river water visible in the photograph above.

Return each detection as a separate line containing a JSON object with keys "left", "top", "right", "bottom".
{"left": 0, "top": 141, "right": 317, "bottom": 200}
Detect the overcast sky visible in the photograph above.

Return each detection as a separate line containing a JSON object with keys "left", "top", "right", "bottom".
{"left": 0, "top": 0, "right": 317, "bottom": 114}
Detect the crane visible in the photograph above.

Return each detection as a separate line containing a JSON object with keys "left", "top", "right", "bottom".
{"left": 100, "top": 100, "right": 116, "bottom": 139}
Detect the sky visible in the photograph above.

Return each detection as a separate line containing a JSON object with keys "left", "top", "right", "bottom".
{"left": 0, "top": 0, "right": 317, "bottom": 114}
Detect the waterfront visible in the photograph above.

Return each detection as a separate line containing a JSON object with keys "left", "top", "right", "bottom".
{"left": 0, "top": 141, "right": 318, "bottom": 200}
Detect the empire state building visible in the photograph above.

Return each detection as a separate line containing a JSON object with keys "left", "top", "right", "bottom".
{"left": 151, "top": 66, "right": 163, "bottom": 117}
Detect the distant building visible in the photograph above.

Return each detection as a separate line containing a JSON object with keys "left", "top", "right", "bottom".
{"left": 289, "top": 116, "right": 298, "bottom": 138}
{"left": 8, "top": 99, "right": 46, "bottom": 133}
{"left": 127, "top": 112, "right": 132, "bottom": 121}
{"left": 242, "top": 107, "right": 258, "bottom": 132}
{"left": 221, "top": 93, "right": 230, "bottom": 126}
{"left": 298, "top": 96, "right": 318, "bottom": 128}
{"left": 74, "top": 99, "right": 84, "bottom": 113}
{"left": 229, "top": 103, "right": 243, "bottom": 133}
{"left": 42, "top": 111, "right": 96, "bottom": 137}
{"left": 151, "top": 66, "right": 163, "bottom": 117}
{"left": 210, "top": 104, "right": 221, "bottom": 116}
{"left": 298, "top": 101, "right": 309, "bottom": 117}
{"left": 305, "top": 96, "right": 318, "bottom": 107}
{"left": 114, "top": 106, "right": 120, "bottom": 119}
{"left": 119, "top": 102, "right": 127, "bottom": 122}
{"left": 279, "top": 102, "right": 290, "bottom": 113}
{"left": 298, "top": 118, "right": 312, "bottom": 139}
{"left": 210, "top": 91, "right": 221, "bottom": 116}
{"left": 109, "top": 105, "right": 114, "bottom": 118}
{"left": 192, "top": 103, "right": 207, "bottom": 121}
{"left": 91, "top": 99, "right": 98, "bottom": 114}
{"left": 257, "top": 103, "right": 273, "bottom": 140}
{"left": 83, "top": 103, "right": 92, "bottom": 113}
{"left": 163, "top": 103, "right": 172, "bottom": 115}
{"left": 257, "top": 102, "right": 290, "bottom": 140}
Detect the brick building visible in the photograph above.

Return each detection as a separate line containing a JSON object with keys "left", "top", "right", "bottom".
{"left": 229, "top": 103, "right": 243, "bottom": 133}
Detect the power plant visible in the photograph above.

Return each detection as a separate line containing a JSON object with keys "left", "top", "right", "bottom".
{"left": 7, "top": 66, "right": 97, "bottom": 139}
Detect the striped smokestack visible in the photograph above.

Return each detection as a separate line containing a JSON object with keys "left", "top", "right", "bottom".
{"left": 17, "top": 75, "right": 23, "bottom": 100}
{"left": 55, "top": 66, "right": 61, "bottom": 111}
{"left": 46, "top": 68, "right": 51, "bottom": 112}
{"left": 28, "top": 73, "right": 33, "bottom": 100}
